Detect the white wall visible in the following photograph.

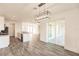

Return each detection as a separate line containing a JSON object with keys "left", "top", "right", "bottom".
{"left": 64, "top": 8, "right": 79, "bottom": 53}
{"left": 39, "top": 19, "right": 48, "bottom": 42}
{"left": 0, "top": 16, "right": 4, "bottom": 32}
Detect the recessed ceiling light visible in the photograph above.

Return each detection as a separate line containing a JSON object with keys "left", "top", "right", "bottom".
{"left": 11, "top": 16, "right": 16, "bottom": 20}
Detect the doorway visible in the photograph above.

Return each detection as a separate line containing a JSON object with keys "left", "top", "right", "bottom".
{"left": 9, "top": 23, "right": 15, "bottom": 37}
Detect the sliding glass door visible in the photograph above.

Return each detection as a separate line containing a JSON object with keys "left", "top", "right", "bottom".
{"left": 48, "top": 20, "right": 65, "bottom": 46}
{"left": 56, "top": 20, "right": 65, "bottom": 46}
{"left": 48, "top": 22, "right": 56, "bottom": 43}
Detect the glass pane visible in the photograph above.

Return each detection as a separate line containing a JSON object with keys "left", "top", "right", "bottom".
{"left": 48, "top": 22, "right": 56, "bottom": 43}
{"left": 56, "top": 20, "right": 65, "bottom": 46}
{"left": 48, "top": 20, "right": 65, "bottom": 46}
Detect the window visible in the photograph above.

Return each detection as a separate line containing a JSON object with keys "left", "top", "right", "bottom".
{"left": 22, "top": 22, "right": 39, "bottom": 34}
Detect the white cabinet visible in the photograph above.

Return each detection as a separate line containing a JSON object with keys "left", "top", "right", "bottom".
{"left": 0, "top": 16, "right": 4, "bottom": 32}
{"left": 0, "top": 35, "right": 9, "bottom": 48}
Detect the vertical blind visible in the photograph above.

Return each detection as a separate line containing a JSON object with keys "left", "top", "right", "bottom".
{"left": 22, "top": 22, "right": 39, "bottom": 34}
{"left": 48, "top": 20, "right": 65, "bottom": 46}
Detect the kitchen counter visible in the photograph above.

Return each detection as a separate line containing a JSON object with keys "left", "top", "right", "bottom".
{"left": 0, "top": 35, "right": 8, "bottom": 36}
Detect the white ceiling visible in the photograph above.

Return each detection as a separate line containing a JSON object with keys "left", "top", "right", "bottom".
{"left": 0, "top": 3, "right": 39, "bottom": 22}
{"left": 0, "top": 3, "right": 78, "bottom": 22}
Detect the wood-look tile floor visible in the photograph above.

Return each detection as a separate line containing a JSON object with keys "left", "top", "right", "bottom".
{"left": 0, "top": 37, "right": 79, "bottom": 56}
